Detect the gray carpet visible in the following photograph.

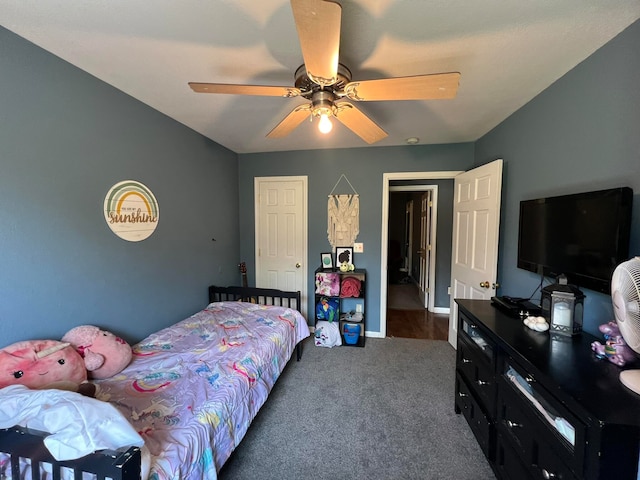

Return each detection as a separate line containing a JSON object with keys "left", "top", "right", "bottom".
{"left": 218, "top": 337, "right": 496, "bottom": 480}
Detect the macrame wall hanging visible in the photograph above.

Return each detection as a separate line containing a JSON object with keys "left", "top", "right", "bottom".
{"left": 328, "top": 174, "right": 359, "bottom": 250}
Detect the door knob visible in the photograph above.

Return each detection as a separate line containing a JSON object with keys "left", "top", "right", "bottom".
{"left": 492, "top": 282, "right": 500, "bottom": 289}
{"left": 479, "top": 281, "right": 490, "bottom": 288}
{"left": 296, "top": 263, "right": 301, "bottom": 268}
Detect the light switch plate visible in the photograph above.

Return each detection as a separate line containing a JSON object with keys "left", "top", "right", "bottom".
{"left": 354, "top": 242, "right": 364, "bottom": 253}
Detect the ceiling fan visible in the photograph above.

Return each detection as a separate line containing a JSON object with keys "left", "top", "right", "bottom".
{"left": 188, "top": 0, "right": 460, "bottom": 144}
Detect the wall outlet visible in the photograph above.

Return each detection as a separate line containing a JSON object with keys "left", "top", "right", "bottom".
{"left": 447, "top": 286, "right": 451, "bottom": 295}
{"left": 354, "top": 242, "right": 364, "bottom": 253}
{"left": 356, "top": 304, "right": 363, "bottom": 313}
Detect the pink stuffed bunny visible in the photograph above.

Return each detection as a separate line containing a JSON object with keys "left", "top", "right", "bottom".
{"left": 62, "top": 326, "right": 132, "bottom": 379}
{"left": 0, "top": 340, "right": 89, "bottom": 392}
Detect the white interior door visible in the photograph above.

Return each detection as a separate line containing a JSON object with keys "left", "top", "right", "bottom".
{"left": 403, "top": 200, "right": 413, "bottom": 274}
{"left": 255, "top": 176, "right": 308, "bottom": 314}
{"left": 418, "top": 191, "right": 432, "bottom": 308}
{"left": 448, "top": 159, "right": 503, "bottom": 348}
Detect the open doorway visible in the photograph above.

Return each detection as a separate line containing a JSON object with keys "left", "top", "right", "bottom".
{"left": 379, "top": 171, "right": 462, "bottom": 339}
{"left": 387, "top": 187, "right": 436, "bottom": 306}
{"left": 386, "top": 186, "right": 448, "bottom": 340}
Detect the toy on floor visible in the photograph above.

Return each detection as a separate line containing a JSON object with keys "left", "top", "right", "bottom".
{"left": 0, "top": 339, "right": 94, "bottom": 396}
{"left": 62, "top": 326, "right": 132, "bottom": 379}
{"left": 591, "top": 322, "right": 636, "bottom": 367}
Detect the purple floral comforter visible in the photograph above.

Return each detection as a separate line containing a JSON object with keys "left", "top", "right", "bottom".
{"left": 95, "top": 302, "right": 309, "bottom": 480}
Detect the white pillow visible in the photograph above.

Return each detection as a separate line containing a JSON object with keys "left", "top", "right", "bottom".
{"left": 0, "top": 385, "right": 144, "bottom": 461}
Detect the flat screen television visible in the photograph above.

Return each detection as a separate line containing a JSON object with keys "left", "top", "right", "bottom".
{"left": 517, "top": 187, "right": 633, "bottom": 294}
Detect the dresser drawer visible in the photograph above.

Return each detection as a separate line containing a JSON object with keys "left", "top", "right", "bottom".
{"left": 501, "top": 359, "right": 586, "bottom": 476}
{"left": 457, "top": 336, "right": 497, "bottom": 412}
{"left": 495, "top": 432, "right": 534, "bottom": 480}
{"left": 496, "top": 383, "right": 536, "bottom": 457}
{"left": 455, "top": 372, "right": 494, "bottom": 459}
{"left": 498, "top": 383, "right": 580, "bottom": 480}
{"left": 536, "top": 438, "right": 580, "bottom": 480}
{"left": 458, "top": 311, "right": 496, "bottom": 365}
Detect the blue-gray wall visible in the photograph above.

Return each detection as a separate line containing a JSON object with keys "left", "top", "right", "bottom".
{"left": 237, "top": 146, "right": 474, "bottom": 332}
{"left": 476, "top": 19, "right": 640, "bottom": 335}
{"left": 0, "top": 27, "right": 240, "bottom": 346}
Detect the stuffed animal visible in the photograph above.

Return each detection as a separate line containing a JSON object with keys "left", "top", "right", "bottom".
{"left": 591, "top": 322, "right": 636, "bottom": 367}
{"left": 62, "top": 326, "right": 132, "bottom": 379}
{"left": 0, "top": 340, "right": 93, "bottom": 395}
{"left": 339, "top": 261, "right": 355, "bottom": 272}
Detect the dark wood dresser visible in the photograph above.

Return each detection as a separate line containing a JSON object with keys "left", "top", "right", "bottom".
{"left": 454, "top": 299, "right": 640, "bottom": 480}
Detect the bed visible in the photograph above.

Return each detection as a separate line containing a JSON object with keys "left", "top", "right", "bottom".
{"left": 0, "top": 285, "right": 310, "bottom": 480}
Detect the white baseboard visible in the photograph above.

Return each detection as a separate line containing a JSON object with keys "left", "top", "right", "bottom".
{"left": 365, "top": 331, "right": 385, "bottom": 338}
{"left": 432, "top": 307, "right": 451, "bottom": 315}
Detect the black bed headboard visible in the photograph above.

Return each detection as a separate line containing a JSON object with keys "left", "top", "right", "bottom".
{"left": 208, "top": 285, "right": 301, "bottom": 311}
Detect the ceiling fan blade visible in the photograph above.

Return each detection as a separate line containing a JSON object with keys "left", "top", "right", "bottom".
{"left": 334, "top": 101, "right": 388, "bottom": 144}
{"left": 267, "top": 104, "right": 312, "bottom": 138}
{"left": 343, "top": 72, "right": 461, "bottom": 101}
{"left": 189, "top": 83, "right": 301, "bottom": 98}
{"left": 290, "top": 0, "right": 341, "bottom": 86}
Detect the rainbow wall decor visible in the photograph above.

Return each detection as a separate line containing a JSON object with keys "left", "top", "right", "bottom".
{"left": 104, "top": 180, "right": 159, "bottom": 241}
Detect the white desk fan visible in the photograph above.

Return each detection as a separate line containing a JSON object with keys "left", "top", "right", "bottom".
{"left": 612, "top": 257, "right": 640, "bottom": 394}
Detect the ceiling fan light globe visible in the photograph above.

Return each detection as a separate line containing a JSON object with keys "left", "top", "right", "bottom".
{"left": 318, "top": 113, "right": 333, "bottom": 134}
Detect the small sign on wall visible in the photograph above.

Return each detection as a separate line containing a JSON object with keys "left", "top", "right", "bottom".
{"left": 104, "top": 180, "right": 159, "bottom": 241}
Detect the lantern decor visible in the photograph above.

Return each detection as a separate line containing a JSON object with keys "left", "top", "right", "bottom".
{"left": 541, "top": 275, "right": 585, "bottom": 336}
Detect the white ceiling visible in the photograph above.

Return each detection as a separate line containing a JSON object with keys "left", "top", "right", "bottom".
{"left": 2, "top": 1, "right": 639, "bottom": 154}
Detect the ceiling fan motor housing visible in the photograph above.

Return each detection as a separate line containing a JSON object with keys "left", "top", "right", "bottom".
{"left": 312, "top": 90, "right": 336, "bottom": 118}
{"left": 294, "top": 63, "right": 352, "bottom": 97}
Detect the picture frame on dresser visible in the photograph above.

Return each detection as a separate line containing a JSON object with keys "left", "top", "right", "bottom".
{"left": 320, "top": 252, "right": 333, "bottom": 270}
{"left": 335, "top": 246, "right": 353, "bottom": 266}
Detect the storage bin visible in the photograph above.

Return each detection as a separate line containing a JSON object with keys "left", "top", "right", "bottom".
{"left": 343, "top": 323, "right": 361, "bottom": 345}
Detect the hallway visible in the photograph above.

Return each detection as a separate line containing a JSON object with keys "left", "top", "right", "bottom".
{"left": 386, "top": 283, "right": 449, "bottom": 340}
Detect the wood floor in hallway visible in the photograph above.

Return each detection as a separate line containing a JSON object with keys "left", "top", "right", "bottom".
{"left": 386, "top": 283, "right": 449, "bottom": 340}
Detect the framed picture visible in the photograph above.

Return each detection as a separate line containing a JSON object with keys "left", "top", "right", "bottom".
{"left": 320, "top": 252, "right": 334, "bottom": 269}
{"left": 335, "top": 246, "right": 354, "bottom": 266}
